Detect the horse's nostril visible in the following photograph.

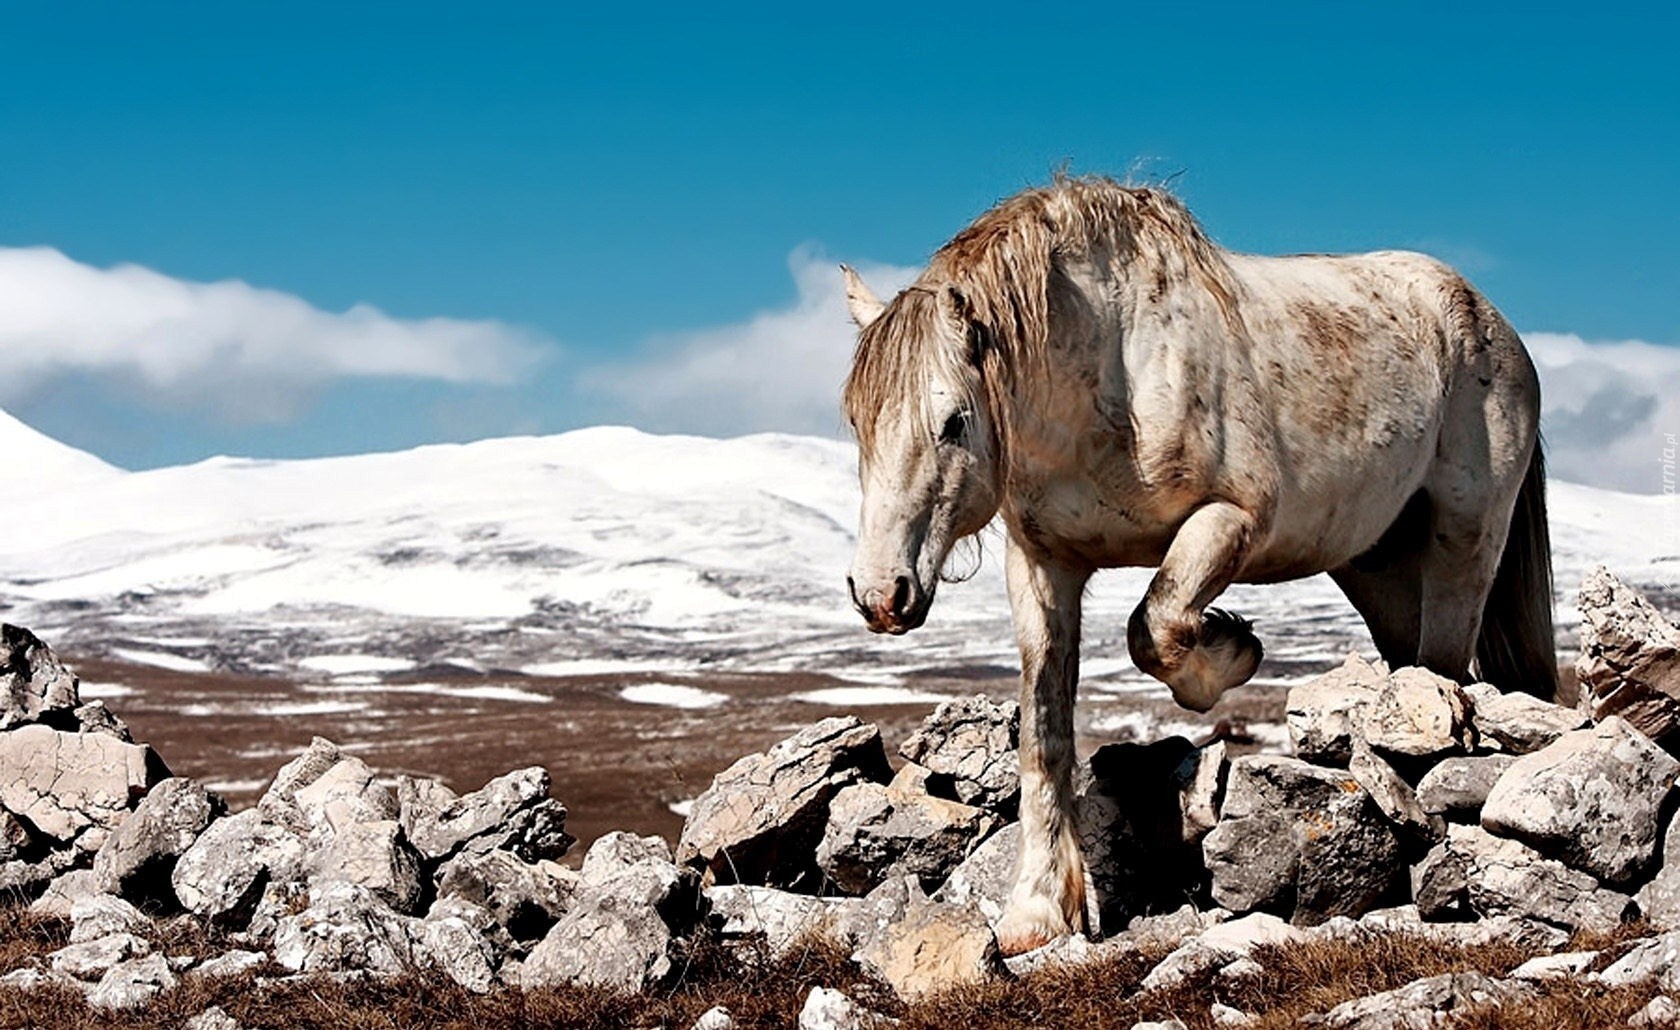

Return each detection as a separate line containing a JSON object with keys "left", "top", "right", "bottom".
{"left": 891, "top": 575, "right": 911, "bottom": 615}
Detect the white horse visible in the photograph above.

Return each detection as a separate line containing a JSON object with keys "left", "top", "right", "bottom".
{"left": 840, "top": 177, "right": 1555, "bottom": 955}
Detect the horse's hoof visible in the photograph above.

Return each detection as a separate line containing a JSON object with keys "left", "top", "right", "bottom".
{"left": 997, "top": 925, "right": 1059, "bottom": 957}
{"left": 995, "top": 902, "right": 1072, "bottom": 957}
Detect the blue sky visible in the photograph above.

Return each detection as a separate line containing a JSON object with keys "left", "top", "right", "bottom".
{"left": 1, "top": 3, "right": 1676, "bottom": 485}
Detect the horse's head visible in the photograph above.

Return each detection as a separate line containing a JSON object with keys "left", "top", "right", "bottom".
{"left": 840, "top": 265, "right": 1002, "bottom": 634}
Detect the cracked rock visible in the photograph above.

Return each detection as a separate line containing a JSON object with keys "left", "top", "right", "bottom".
{"left": 1480, "top": 716, "right": 1678, "bottom": 885}
{"left": 817, "top": 782, "right": 997, "bottom": 895}
{"left": 93, "top": 776, "right": 223, "bottom": 905}
{"left": 898, "top": 696, "right": 1020, "bottom": 811}
{"left": 0, "top": 724, "right": 167, "bottom": 842}
{"left": 1576, "top": 566, "right": 1680, "bottom": 742}
{"left": 678, "top": 716, "right": 891, "bottom": 889}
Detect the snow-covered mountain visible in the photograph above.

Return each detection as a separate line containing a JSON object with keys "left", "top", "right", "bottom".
{"left": 3, "top": 410, "right": 1676, "bottom": 699}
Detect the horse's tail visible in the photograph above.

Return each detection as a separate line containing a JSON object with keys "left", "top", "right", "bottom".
{"left": 1476, "top": 442, "right": 1559, "bottom": 698}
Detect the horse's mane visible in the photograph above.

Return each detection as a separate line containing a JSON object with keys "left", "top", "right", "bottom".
{"left": 843, "top": 176, "right": 1236, "bottom": 454}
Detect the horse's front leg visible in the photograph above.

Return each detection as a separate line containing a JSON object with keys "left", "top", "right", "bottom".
{"left": 996, "top": 536, "right": 1092, "bottom": 956}
{"left": 1128, "top": 500, "right": 1264, "bottom": 712}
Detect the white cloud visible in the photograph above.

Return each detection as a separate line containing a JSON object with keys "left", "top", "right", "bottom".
{"left": 579, "top": 246, "right": 917, "bottom": 438}
{"left": 0, "top": 246, "right": 544, "bottom": 421}
{"left": 1529, "top": 333, "right": 1680, "bottom": 493}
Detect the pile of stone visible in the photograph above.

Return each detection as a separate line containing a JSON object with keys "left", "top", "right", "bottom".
{"left": 6, "top": 564, "right": 1680, "bottom": 1028}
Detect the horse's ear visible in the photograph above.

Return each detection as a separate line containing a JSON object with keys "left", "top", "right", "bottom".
{"left": 840, "top": 265, "right": 885, "bottom": 328}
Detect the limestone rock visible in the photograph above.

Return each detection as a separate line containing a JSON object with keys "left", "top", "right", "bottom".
{"left": 0, "top": 724, "right": 167, "bottom": 841}
{"left": 1362, "top": 667, "right": 1475, "bottom": 758}
{"left": 0, "top": 807, "right": 31, "bottom": 861}
{"left": 51, "top": 932, "right": 152, "bottom": 979}
{"left": 185, "top": 1007, "right": 243, "bottom": 1030}
{"left": 306, "top": 818, "right": 423, "bottom": 914}
{"left": 693, "top": 1006, "right": 736, "bottom": 1030}
{"left": 933, "top": 822, "right": 1019, "bottom": 923}
{"left": 898, "top": 695, "right": 1020, "bottom": 811}
{"left": 1415, "top": 755, "right": 1517, "bottom": 819}
{"left": 193, "top": 949, "right": 266, "bottom": 978}
{"left": 1286, "top": 653, "right": 1386, "bottom": 762}
{"left": 272, "top": 881, "right": 421, "bottom": 976}
{"left": 1480, "top": 716, "right": 1678, "bottom": 884}
{"left": 256, "top": 737, "right": 343, "bottom": 830}
{"left": 435, "top": 848, "right": 573, "bottom": 944}
{"left": 520, "top": 833, "right": 703, "bottom": 991}
{"left": 1317, "top": 971, "right": 1525, "bottom": 1029}
{"left": 1600, "top": 929, "right": 1680, "bottom": 992}
{"left": 1577, "top": 566, "right": 1680, "bottom": 741}
{"left": 798, "top": 986, "right": 899, "bottom": 1030}
{"left": 852, "top": 891, "right": 1001, "bottom": 1001}
{"left": 1348, "top": 738, "right": 1436, "bottom": 840}
{"left": 830, "top": 874, "right": 925, "bottom": 952}
{"left": 1633, "top": 995, "right": 1680, "bottom": 1027}
{"left": 87, "top": 952, "right": 177, "bottom": 1010}
{"left": 401, "top": 766, "right": 572, "bottom": 864}
{"left": 93, "top": 776, "right": 223, "bottom": 904}
{"left": 678, "top": 716, "right": 891, "bottom": 889}
{"left": 30, "top": 868, "right": 102, "bottom": 919}
{"left": 817, "top": 782, "right": 997, "bottom": 894}
{"left": 414, "top": 911, "right": 499, "bottom": 992}
{"left": 1202, "top": 755, "right": 1403, "bottom": 924}
{"left": 1140, "top": 912, "right": 1303, "bottom": 990}
{"left": 1464, "top": 682, "right": 1589, "bottom": 754}
{"left": 1640, "top": 810, "right": 1680, "bottom": 930}
{"left": 1418, "top": 824, "right": 1635, "bottom": 933}
{"left": 0, "top": 623, "right": 80, "bottom": 729}
{"left": 707, "top": 884, "right": 845, "bottom": 957}
{"left": 1508, "top": 951, "right": 1598, "bottom": 981}
{"left": 69, "top": 894, "right": 150, "bottom": 943}
{"left": 172, "top": 809, "right": 307, "bottom": 928}
{"left": 1174, "top": 741, "right": 1228, "bottom": 843}
{"left": 291, "top": 756, "right": 399, "bottom": 833}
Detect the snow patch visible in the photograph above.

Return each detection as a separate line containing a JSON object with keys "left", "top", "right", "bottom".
{"left": 618, "top": 683, "right": 729, "bottom": 710}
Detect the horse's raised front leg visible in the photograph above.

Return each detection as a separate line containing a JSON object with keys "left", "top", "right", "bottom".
{"left": 1128, "top": 500, "right": 1263, "bottom": 712}
{"left": 996, "top": 537, "right": 1092, "bottom": 956}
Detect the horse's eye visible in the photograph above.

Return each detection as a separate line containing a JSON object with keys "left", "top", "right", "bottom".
{"left": 939, "top": 411, "right": 968, "bottom": 445}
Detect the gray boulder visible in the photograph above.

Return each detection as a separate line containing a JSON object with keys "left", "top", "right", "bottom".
{"left": 307, "top": 819, "right": 423, "bottom": 914}
{"left": 1414, "top": 824, "right": 1635, "bottom": 933}
{"left": 69, "top": 894, "right": 150, "bottom": 943}
{"left": 1140, "top": 912, "right": 1303, "bottom": 991}
{"left": 1202, "top": 755, "right": 1403, "bottom": 924}
{"left": 87, "top": 952, "right": 178, "bottom": 1010}
{"left": 1599, "top": 929, "right": 1680, "bottom": 992}
{"left": 799, "top": 986, "right": 899, "bottom": 1030}
{"left": 1577, "top": 566, "right": 1680, "bottom": 742}
{"left": 1285, "top": 653, "right": 1387, "bottom": 763}
{"left": 1362, "top": 667, "right": 1475, "bottom": 758}
{"left": 1175, "top": 741, "right": 1228, "bottom": 842}
{"left": 30, "top": 868, "right": 102, "bottom": 919}
{"left": 677, "top": 716, "right": 891, "bottom": 889}
{"left": 1317, "top": 972, "right": 1526, "bottom": 1029}
{"left": 933, "top": 822, "right": 1019, "bottom": 924}
{"left": 50, "top": 932, "right": 152, "bottom": 979}
{"left": 271, "top": 881, "right": 421, "bottom": 976}
{"left": 87, "top": 953, "right": 178, "bottom": 1011}
{"left": 256, "top": 737, "right": 344, "bottom": 830}
{"left": 414, "top": 911, "right": 499, "bottom": 993}
{"left": 193, "top": 949, "right": 267, "bottom": 978}
{"left": 1480, "top": 716, "right": 1678, "bottom": 884}
{"left": 1348, "top": 738, "right": 1436, "bottom": 840}
{"left": 1415, "top": 755, "right": 1517, "bottom": 820}
{"left": 1, "top": 623, "right": 80, "bottom": 729}
{"left": 1638, "top": 813, "right": 1680, "bottom": 930}
{"left": 1464, "top": 682, "right": 1589, "bottom": 754}
{"left": 852, "top": 889, "right": 1001, "bottom": 1002}
{"left": 520, "top": 832, "right": 703, "bottom": 991}
{"left": 707, "top": 884, "right": 846, "bottom": 957}
{"left": 0, "top": 724, "right": 167, "bottom": 842}
{"left": 435, "top": 848, "right": 573, "bottom": 944}
{"left": 93, "top": 777, "right": 223, "bottom": 904}
{"left": 401, "top": 766, "right": 572, "bottom": 864}
{"left": 172, "top": 809, "right": 307, "bottom": 927}
{"left": 898, "top": 695, "right": 1020, "bottom": 811}
{"left": 817, "top": 782, "right": 996, "bottom": 894}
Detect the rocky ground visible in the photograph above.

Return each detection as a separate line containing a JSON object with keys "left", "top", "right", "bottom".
{"left": 3, "top": 565, "right": 1680, "bottom": 1028}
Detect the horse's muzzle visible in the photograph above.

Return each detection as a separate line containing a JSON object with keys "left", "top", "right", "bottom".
{"left": 847, "top": 574, "right": 930, "bottom": 634}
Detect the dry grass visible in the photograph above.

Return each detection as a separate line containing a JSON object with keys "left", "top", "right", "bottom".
{"left": 0, "top": 909, "right": 1670, "bottom": 1029}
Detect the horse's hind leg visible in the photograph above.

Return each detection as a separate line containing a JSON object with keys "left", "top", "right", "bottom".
{"left": 1416, "top": 476, "right": 1518, "bottom": 683}
{"left": 1330, "top": 490, "right": 1428, "bottom": 668}
{"left": 1128, "top": 500, "right": 1264, "bottom": 711}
